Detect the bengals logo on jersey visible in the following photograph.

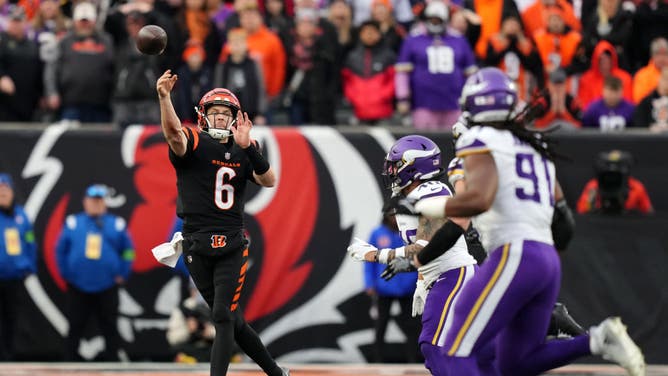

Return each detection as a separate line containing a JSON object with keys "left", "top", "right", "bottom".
{"left": 211, "top": 234, "right": 227, "bottom": 248}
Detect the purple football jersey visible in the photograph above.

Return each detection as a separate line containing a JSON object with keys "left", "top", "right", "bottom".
{"left": 397, "top": 33, "right": 476, "bottom": 111}
{"left": 581, "top": 99, "right": 635, "bottom": 131}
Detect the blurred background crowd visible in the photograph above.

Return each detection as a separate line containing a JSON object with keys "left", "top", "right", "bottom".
{"left": 0, "top": 0, "right": 668, "bottom": 129}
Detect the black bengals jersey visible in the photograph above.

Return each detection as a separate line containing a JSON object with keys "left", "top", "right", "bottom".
{"left": 169, "top": 127, "right": 256, "bottom": 238}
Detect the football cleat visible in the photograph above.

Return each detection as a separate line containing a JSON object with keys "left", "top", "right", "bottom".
{"left": 590, "top": 317, "right": 646, "bottom": 376}
{"left": 547, "top": 302, "right": 586, "bottom": 339}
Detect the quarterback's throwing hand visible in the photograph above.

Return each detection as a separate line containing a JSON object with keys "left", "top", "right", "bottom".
{"left": 347, "top": 237, "right": 377, "bottom": 262}
{"left": 232, "top": 111, "right": 252, "bottom": 148}
{"left": 156, "top": 70, "right": 177, "bottom": 99}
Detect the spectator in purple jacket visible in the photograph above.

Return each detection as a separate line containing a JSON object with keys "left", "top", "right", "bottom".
{"left": 395, "top": 0, "right": 477, "bottom": 130}
{"left": 582, "top": 76, "right": 635, "bottom": 131}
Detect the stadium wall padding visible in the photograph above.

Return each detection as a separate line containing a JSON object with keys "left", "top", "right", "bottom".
{"left": 0, "top": 125, "right": 666, "bottom": 363}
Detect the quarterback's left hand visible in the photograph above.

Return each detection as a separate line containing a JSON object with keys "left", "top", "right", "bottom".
{"left": 415, "top": 196, "right": 449, "bottom": 219}
{"left": 231, "top": 111, "right": 253, "bottom": 148}
{"left": 347, "top": 237, "right": 377, "bottom": 262}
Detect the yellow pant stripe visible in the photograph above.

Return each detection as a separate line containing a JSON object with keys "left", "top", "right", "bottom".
{"left": 431, "top": 267, "right": 466, "bottom": 345}
{"left": 447, "top": 244, "right": 510, "bottom": 356}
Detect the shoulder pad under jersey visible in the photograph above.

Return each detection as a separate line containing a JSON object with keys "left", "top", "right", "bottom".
{"left": 406, "top": 180, "right": 453, "bottom": 203}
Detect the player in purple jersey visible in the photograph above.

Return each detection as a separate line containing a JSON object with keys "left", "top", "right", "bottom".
{"left": 395, "top": 1, "right": 477, "bottom": 130}
{"left": 348, "top": 135, "right": 499, "bottom": 375}
{"left": 416, "top": 67, "right": 646, "bottom": 376}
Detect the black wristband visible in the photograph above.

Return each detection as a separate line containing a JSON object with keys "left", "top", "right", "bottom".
{"left": 417, "top": 220, "right": 465, "bottom": 266}
{"left": 243, "top": 144, "right": 270, "bottom": 175}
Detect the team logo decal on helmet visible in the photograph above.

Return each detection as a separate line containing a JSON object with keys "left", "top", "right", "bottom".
{"left": 459, "top": 67, "right": 518, "bottom": 123}
{"left": 383, "top": 135, "right": 443, "bottom": 194}
{"left": 194, "top": 88, "right": 241, "bottom": 139}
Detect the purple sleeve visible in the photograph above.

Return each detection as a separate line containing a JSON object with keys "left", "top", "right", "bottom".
{"left": 623, "top": 101, "right": 636, "bottom": 124}
{"left": 581, "top": 106, "right": 598, "bottom": 128}
{"left": 396, "top": 37, "right": 413, "bottom": 67}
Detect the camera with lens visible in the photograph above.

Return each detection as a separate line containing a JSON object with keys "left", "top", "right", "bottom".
{"left": 594, "top": 150, "right": 633, "bottom": 214}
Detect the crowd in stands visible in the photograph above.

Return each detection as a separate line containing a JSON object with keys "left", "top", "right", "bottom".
{"left": 1, "top": 0, "right": 668, "bottom": 130}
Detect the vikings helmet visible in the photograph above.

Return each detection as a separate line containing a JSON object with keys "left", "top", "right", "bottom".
{"left": 195, "top": 88, "right": 241, "bottom": 139}
{"left": 459, "top": 67, "right": 518, "bottom": 123}
{"left": 383, "top": 135, "right": 443, "bottom": 194}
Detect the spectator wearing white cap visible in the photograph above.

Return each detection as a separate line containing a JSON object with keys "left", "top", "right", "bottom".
{"left": 44, "top": 2, "right": 116, "bottom": 123}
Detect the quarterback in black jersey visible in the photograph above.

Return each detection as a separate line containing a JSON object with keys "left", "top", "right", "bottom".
{"left": 157, "top": 70, "right": 288, "bottom": 376}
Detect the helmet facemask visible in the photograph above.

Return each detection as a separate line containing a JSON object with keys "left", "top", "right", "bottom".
{"left": 195, "top": 88, "right": 241, "bottom": 139}
{"left": 195, "top": 104, "right": 237, "bottom": 139}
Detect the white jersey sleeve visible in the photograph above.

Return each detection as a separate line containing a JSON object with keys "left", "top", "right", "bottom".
{"left": 455, "top": 126, "right": 555, "bottom": 253}
{"left": 396, "top": 181, "right": 476, "bottom": 286}
{"left": 447, "top": 157, "right": 465, "bottom": 186}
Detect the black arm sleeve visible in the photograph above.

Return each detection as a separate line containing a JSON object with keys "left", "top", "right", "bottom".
{"left": 552, "top": 198, "right": 575, "bottom": 251}
{"left": 416, "top": 221, "right": 465, "bottom": 266}
{"left": 243, "top": 143, "right": 270, "bottom": 175}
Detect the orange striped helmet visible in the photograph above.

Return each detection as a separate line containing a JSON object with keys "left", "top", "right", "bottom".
{"left": 196, "top": 88, "right": 241, "bottom": 130}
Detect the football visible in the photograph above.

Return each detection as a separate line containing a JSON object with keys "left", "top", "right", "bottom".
{"left": 136, "top": 25, "right": 167, "bottom": 55}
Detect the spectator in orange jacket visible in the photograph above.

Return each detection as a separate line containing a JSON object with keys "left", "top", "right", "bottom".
{"left": 465, "top": 0, "right": 521, "bottom": 60}
{"left": 532, "top": 5, "right": 581, "bottom": 77}
{"left": 521, "top": 0, "right": 580, "bottom": 37}
{"left": 219, "top": 2, "right": 286, "bottom": 100}
{"left": 534, "top": 68, "right": 582, "bottom": 129}
{"left": 633, "top": 37, "right": 668, "bottom": 103}
{"left": 485, "top": 15, "right": 544, "bottom": 100}
{"left": 577, "top": 150, "right": 653, "bottom": 215}
{"left": 577, "top": 40, "right": 632, "bottom": 110}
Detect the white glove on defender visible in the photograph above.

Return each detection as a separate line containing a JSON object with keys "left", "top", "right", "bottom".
{"left": 412, "top": 279, "right": 428, "bottom": 317}
{"left": 452, "top": 111, "right": 470, "bottom": 140}
{"left": 414, "top": 196, "right": 449, "bottom": 219}
{"left": 347, "top": 237, "right": 377, "bottom": 261}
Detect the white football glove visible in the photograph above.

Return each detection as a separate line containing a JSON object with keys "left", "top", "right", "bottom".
{"left": 347, "top": 237, "right": 377, "bottom": 262}
{"left": 412, "top": 279, "right": 428, "bottom": 317}
{"left": 452, "top": 111, "right": 470, "bottom": 140}
{"left": 414, "top": 196, "right": 449, "bottom": 219}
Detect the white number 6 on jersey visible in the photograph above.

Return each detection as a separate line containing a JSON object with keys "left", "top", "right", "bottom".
{"left": 215, "top": 166, "right": 236, "bottom": 210}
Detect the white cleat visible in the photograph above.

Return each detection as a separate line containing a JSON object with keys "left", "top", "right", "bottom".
{"left": 590, "top": 317, "right": 646, "bottom": 376}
